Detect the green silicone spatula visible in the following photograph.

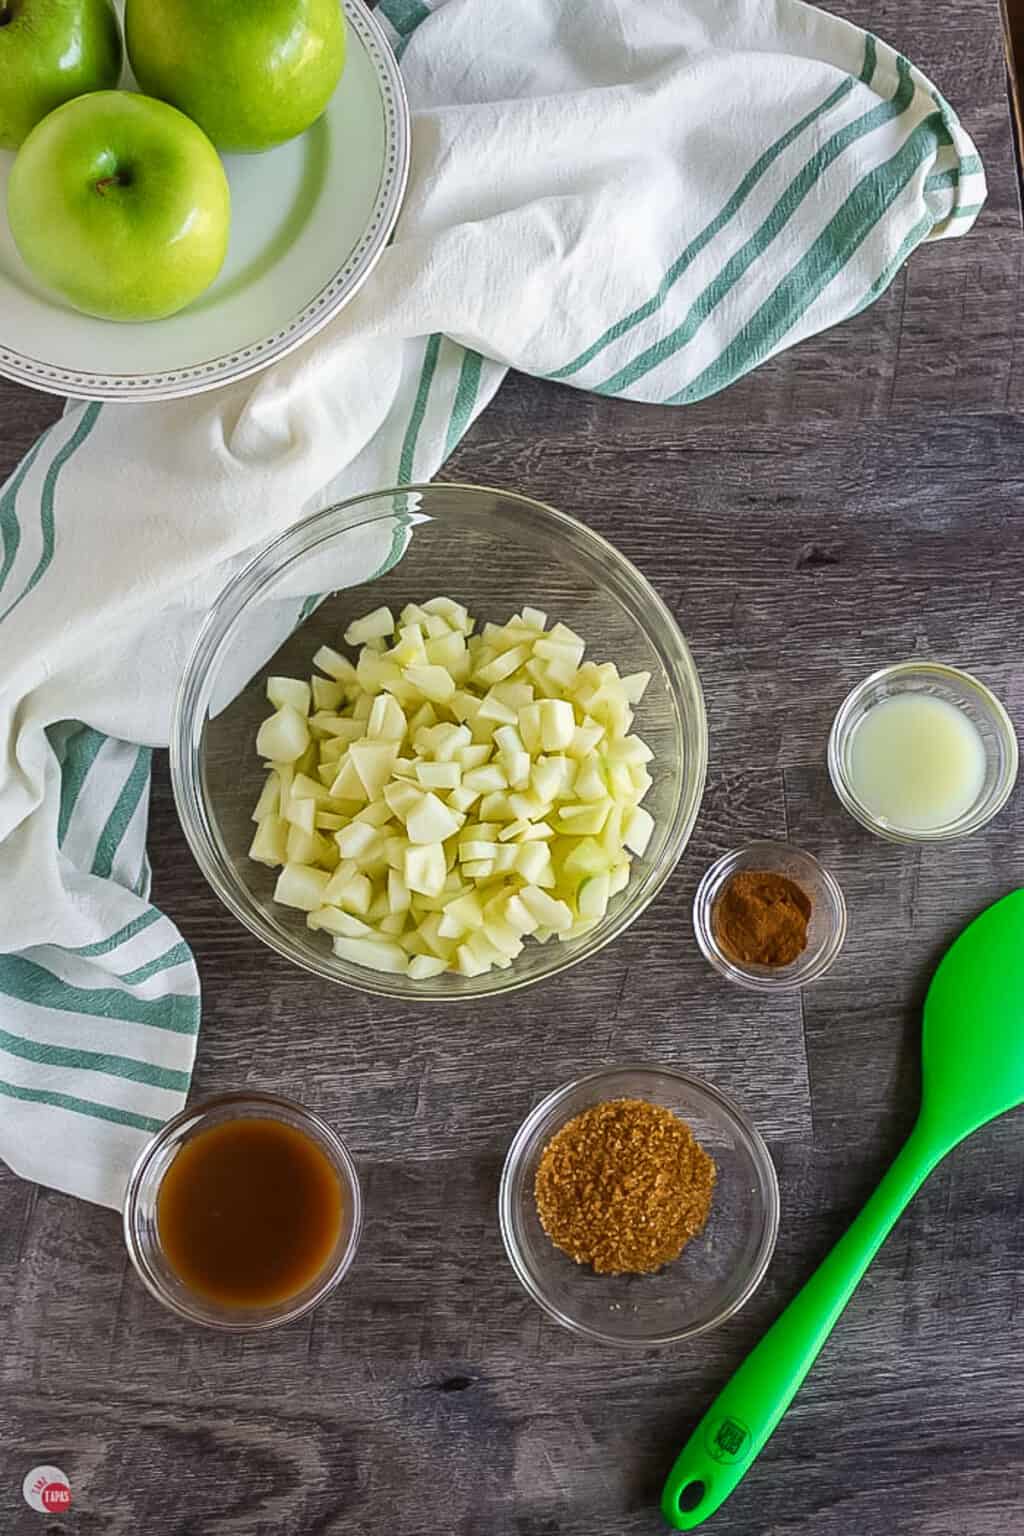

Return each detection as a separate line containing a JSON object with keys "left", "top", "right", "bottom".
{"left": 662, "top": 888, "right": 1024, "bottom": 1530}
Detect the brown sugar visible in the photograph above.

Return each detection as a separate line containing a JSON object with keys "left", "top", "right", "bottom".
{"left": 533, "top": 1098, "right": 716, "bottom": 1275}
{"left": 713, "top": 869, "right": 811, "bottom": 967}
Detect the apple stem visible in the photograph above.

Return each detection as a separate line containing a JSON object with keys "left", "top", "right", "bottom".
{"left": 95, "top": 172, "right": 133, "bottom": 196}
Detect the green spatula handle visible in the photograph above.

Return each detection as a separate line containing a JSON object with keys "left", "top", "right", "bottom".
{"left": 661, "top": 1117, "right": 947, "bottom": 1529}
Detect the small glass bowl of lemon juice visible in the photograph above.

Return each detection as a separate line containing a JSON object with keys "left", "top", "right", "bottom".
{"left": 828, "top": 662, "right": 1018, "bottom": 844}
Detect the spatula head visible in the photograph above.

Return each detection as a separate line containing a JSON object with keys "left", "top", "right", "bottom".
{"left": 922, "top": 889, "right": 1024, "bottom": 1139}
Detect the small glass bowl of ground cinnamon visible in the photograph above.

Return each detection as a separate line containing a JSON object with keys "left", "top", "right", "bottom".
{"left": 693, "top": 840, "right": 847, "bottom": 992}
{"left": 499, "top": 1064, "right": 779, "bottom": 1347}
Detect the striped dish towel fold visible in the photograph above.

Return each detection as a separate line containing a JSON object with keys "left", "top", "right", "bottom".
{"left": 0, "top": 0, "right": 984, "bottom": 1208}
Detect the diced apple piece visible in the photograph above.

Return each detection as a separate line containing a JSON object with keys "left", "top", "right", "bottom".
{"left": 501, "top": 750, "right": 532, "bottom": 790}
{"left": 383, "top": 779, "right": 424, "bottom": 822}
{"left": 383, "top": 835, "right": 407, "bottom": 870}
{"left": 417, "top": 912, "right": 457, "bottom": 959}
{"left": 335, "top": 821, "right": 383, "bottom": 861}
{"left": 415, "top": 761, "right": 461, "bottom": 791}
{"left": 609, "top": 861, "right": 631, "bottom": 895}
{"left": 424, "top": 596, "right": 471, "bottom": 629}
{"left": 538, "top": 698, "right": 575, "bottom": 751}
{"left": 507, "top": 792, "right": 548, "bottom": 823}
{"left": 577, "top": 872, "right": 611, "bottom": 920}
{"left": 461, "top": 859, "right": 495, "bottom": 880}
{"left": 567, "top": 720, "right": 604, "bottom": 759}
{"left": 556, "top": 801, "right": 611, "bottom": 835}
{"left": 517, "top": 821, "right": 555, "bottom": 841}
{"left": 349, "top": 739, "right": 399, "bottom": 800}
{"left": 516, "top": 842, "right": 553, "bottom": 884}
{"left": 475, "top": 644, "right": 531, "bottom": 686}
{"left": 457, "top": 744, "right": 492, "bottom": 770}
{"left": 623, "top": 804, "right": 655, "bottom": 857}
{"left": 600, "top": 803, "right": 625, "bottom": 859}
{"left": 312, "top": 677, "right": 346, "bottom": 711}
{"left": 408, "top": 701, "right": 437, "bottom": 734}
{"left": 329, "top": 756, "right": 367, "bottom": 803}
{"left": 379, "top": 912, "right": 408, "bottom": 936}
{"left": 465, "top": 929, "right": 505, "bottom": 968}
{"left": 330, "top": 872, "right": 373, "bottom": 915}
{"left": 476, "top": 792, "right": 514, "bottom": 823}
{"left": 478, "top": 692, "right": 519, "bottom": 726}
{"left": 286, "top": 824, "right": 319, "bottom": 864}
{"left": 406, "top": 792, "right": 462, "bottom": 845}
{"left": 308, "top": 907, "right": 372, "bottom": 938}
{"left": 367, "top": 693, "right": 407, "bottom": 742}
{"left": 503, "top": 894, "right": 539, "bottom": 934}
{"left": 521, "top": 606, "right": 547, "bottom": 630}
{"left": 498, "top": 818, "right": 531, "bottom": 842}
{"left": 518, "top": 886, "right": 573, "bottom": 931}
{"left": 606, "top": 735, "right": 654, "bottom": 766}
{"left": 387, "top": 869, "right": 411, "bottom": 914}
{"left": 449, "top": 690, "right": 480, "bottom": 724}
{"left": 404, "top": 843, "right": 446, "bottom": 897}
{"left": 403, "top": 664, "right": 456, "bottom": 704}
{"left": 249, "top": 814, "right": 288, "bottom": 867}
{"left": 267, "top": 677, "right": 311, "bottom": 715}
{"left": 287, "top": 795, "right": 316, "bottom": 835}
{"left": 459, "top": 840, "right": 500, "bottom": 862}
{"left": 425, "top": 630, "right": 467, "bottom": 672}
{"left": 333, "top": 935, "right": 408, "bottom": 973}
{"left": 251, "top": 772, "right": 279, "bottom": 823}
{"left": 442, "top": 892, "right": 484, "bottom": 930}
{"left": 448, "top": 784, "right": 480, "bottom": 813}
{"left": 393, "top": 625, "right": 427, "bottom": 666}
{"left": 274, "top": 863, "right": 331, "bottom": 911}
{"left": 291, "top": 771, "right": 333, "bottom": 805}
{"left": 312, "top": 645, "right": 358, "bottom": 684}
{"left": 315, "top": 811, "right": 347, "bottom": 831}
{"left": 482, "top": 917, "right": 524, "bottom": 958}
{"left": 462, "top": 764, "right": 507, "bottom": 795}
{"left": 408, "top": 954, "right": 448, "bottom": 979}
{"left": 562, "top": 837, "right": 611, "bottom": 879}
{"left": 572, "top": 761, "right": 605, "bottom": 803}
{"left": 352, "top": 800, "right": 395, "bottom": 829}
{"left": 517, "top": 702, "right": 542, "bottom": 754}
{"left": 344, "top": 606, "right": 394, "bottom": 646}
{"left": 618, "top": 671, "right": 651, "bottom": 704}
{"left": 455, "top": 943, "right": 491, "bottom": 977}
{"left": 256, "top": 705, "right": 309, "bottom": 764}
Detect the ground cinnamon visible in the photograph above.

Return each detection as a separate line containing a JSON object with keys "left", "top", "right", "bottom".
{"left": 534, "top": 1099, "right": 716, "bottom": 1275}
{"left": 713, "top": 869, "right": 811, "bottom": 967}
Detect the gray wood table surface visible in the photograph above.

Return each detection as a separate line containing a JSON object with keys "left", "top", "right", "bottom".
{"left": 2, "top": 2, "right": 1024, "bottom": 1532}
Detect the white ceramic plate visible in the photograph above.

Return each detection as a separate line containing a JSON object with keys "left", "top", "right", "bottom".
{"left": 0, "top": 0, "right": 408, "bottom": 401}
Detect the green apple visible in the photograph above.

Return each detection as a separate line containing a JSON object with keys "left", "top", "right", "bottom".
{"left": 0, "top": 0, "right": 122, "bottom": 149}
{"left": 7, "top": 91, "right": 231, "bottom": 322}
{"left": 125, "top": 0, "right": 345, "bottom": 154}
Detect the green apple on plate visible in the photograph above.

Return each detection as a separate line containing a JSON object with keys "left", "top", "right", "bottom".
{"left": 0, "top": 0, "right": 122, "bottom": 149}
{"left": 7, "top": 91, "right": 231, "bottom": 321}
{"left": 125, "top": 0, "right": 346, "bottom": 154}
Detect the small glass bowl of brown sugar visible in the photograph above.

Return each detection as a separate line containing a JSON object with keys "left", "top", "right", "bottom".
{"left": 499, "top": 1064, "right": 779, "bottom": 1348}
{"left": 693, "top": 840, "right": 847, "bottom": 993}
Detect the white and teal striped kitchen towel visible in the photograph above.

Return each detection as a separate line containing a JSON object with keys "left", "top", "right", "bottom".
{"left": 0, "top": 0, "right": 984, "bottom": 1208}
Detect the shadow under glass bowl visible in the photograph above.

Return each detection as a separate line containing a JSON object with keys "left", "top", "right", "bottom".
{"left": 171, "top": 483, "right": 707, "bottom": 999}
{"left": 499, "top": 1064, "right": 780, "bottom": 1348}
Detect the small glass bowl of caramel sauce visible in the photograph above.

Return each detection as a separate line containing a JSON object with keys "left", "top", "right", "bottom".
{"left": 124, "top": 1091, "right": 362, "bottom": 1330}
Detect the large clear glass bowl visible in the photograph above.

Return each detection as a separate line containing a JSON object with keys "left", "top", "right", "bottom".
{"left": 171, "top": 483, "right": 707, "bottom": 998}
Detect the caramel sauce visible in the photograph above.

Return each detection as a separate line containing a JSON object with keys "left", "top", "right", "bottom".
{"left": 156, "top": 1117, "right": 343, "bottom": 1307}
